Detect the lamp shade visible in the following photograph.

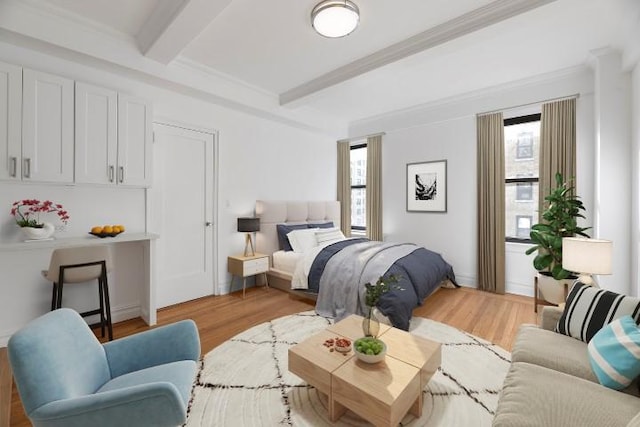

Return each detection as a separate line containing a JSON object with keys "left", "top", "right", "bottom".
{"left": 311, "top": 0, "right": 359, "bottom": 38}
{"left": 562, "top": 237, "right": 612, "bottom": 275}
{"left": 237, "top": 217, "right": 260, "bottom": 233}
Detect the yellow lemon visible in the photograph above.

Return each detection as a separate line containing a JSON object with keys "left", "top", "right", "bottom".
{"left": 112, "top": 226, "right": 121, "bottom": 233}
{"left": 116, "top": 224, "right": 125, "bottom": 232}
{"left": 103, "top": 225, "right": 113, "bottom": 233}
{"left": 91, "top": 226, "right": 103, "bottom": 234}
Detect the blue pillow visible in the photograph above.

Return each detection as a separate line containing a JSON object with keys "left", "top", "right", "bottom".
{"left": 308, "top": 222, "right": 334, "bottom": 229}
{"left": 588, "top": 315, "right": 640, "bottom": 390}
{"left": 276, "top": 224, "right": 308, "bottom": 251}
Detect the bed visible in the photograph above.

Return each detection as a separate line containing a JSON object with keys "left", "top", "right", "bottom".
{"left": 255, "top": 200, "right": 457, "bottom": 330}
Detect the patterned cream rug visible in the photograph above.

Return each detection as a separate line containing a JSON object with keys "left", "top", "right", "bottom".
{"left": 185, "top": 311, "right": 511, "bottom": 426}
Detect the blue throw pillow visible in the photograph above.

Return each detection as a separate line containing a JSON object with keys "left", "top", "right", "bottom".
{"left": 308, "top": 222, "right": 334, "bottom": 229}
{"left": 588, "top": 315, "right": 640, "bottom": 390}
{"left": 276, "top": 224, "right": 308, "bottom": 251}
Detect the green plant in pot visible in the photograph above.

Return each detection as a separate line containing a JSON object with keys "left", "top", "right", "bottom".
{"left": 525, "top": 173, "right": 590, "bottom": 303}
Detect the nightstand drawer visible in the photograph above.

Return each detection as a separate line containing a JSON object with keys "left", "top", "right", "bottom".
{"left": 243, "top": 257, "right": 269, "bottom": 275}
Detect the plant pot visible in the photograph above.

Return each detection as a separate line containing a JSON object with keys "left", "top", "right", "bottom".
{"left": 21, "top": 222, "right": 55, "bottom": 240}
{"left": 537, "top": 273, "right": 575, "bottom": 305}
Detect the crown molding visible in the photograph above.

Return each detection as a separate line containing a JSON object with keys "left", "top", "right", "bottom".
{"left": 280, "top": 0, "right": 557, "bottom": 106}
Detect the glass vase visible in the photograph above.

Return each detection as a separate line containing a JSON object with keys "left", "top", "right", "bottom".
{"left": 362, "top": 307, "right": 380, "bottom": 337}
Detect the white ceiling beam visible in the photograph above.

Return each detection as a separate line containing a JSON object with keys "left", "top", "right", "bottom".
{"left": 280, "top": 0, "right": 557, "bottom": 106}
{"left": 137, "top": 0, "right": 232, "bottom": 65}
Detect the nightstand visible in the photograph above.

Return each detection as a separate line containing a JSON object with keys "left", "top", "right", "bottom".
{"left": 228, "top": 253, "right": 270, "bottom": 298}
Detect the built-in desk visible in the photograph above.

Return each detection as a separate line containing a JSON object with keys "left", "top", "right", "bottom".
{"left": 0, "top": 232, "right": 160, "bottom": 340}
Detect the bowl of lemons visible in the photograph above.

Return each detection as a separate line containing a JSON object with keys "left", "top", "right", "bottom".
{"left": 353, "top": 337, "right": 387, "bottom": 364}
{"left": 89, "top": 224, "right": 125, "bottom": 238}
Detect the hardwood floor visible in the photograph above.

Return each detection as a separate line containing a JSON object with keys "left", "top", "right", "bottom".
{"left": 8, "top": 286, "right": 537, "bottom": 426}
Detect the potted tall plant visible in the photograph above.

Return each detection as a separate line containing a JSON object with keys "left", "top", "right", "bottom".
{"left": 525, "top": 173, "right": 590, "bottom": 303}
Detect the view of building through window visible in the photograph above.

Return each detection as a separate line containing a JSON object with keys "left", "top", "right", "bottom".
{"left": 350, "top": 144, "right": 366, "bottom": 231}
{"left": 504, "top": 114, "right": 540, "bottom": 241}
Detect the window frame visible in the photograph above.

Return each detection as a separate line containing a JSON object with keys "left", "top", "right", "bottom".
{"left": 504, "top": 113, "right": 540, "bottom": 244}
{"left": 350, "top": 143, "right": 367, "bottom": 232}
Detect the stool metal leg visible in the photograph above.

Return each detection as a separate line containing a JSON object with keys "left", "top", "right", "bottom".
{"left": 101, "top": 265, "right": 113, "bottom": 341}
{"left": 51, "top": 282, "right": 58, "bottom": 311}
{"left": 97, "top": 276, "right": 106, "bottom": 338}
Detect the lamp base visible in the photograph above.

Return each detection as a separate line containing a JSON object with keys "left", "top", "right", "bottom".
{"left": 244, "top": 233, "right": 255, "bottom": 257}
{"left": 577, "top": 274, "right": 597, "bottom": 287}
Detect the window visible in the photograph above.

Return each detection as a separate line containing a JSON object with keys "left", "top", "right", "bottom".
{"left": 504, "top": 113, "right": 540, "bottom": 242}
{"left": 350, "top": 143, "right": 367, "bottom": 232}
{"left": 515, "top": 215, "right": 533, "bottom": 238}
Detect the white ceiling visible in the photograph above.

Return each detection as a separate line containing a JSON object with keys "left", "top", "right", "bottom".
{"left": 1, "top": 0, "right": 638, "bottom": 132}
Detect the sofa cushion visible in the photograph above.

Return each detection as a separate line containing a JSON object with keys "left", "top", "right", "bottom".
{"left": 512, "top": 324, "right": 640, "bottom": 397}
{"left": 556, "top": 281, "right": 640, "bottom": 343}
{"left": 493, "top": 362, "right": 640, "bottom": 427}
{"left": 588, "top": 315, "right": 640, "bottom": 390}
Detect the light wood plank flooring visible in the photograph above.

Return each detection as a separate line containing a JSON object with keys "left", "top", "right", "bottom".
{"left": 8, "top": 286, "right": 537, "bottom": 426}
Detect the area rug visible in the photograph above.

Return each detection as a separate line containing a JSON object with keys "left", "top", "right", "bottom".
{"left": 185, "top": 311, "right": 511, "bottom": 426}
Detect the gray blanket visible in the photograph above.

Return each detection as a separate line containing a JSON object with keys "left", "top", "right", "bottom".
{"left": 316, "top": 241, "right": 428, "bottom": 321}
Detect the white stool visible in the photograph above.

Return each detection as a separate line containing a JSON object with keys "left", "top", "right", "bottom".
{"left": 42, "top": 245, "right": 113, "bottom": 340}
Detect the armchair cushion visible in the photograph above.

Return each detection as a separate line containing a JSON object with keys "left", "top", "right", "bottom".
{"left": 103, "top": 319, "right": 200, "bottom": 378}
{"left": 98, "top": 360, "right": 198, "bottom": 407}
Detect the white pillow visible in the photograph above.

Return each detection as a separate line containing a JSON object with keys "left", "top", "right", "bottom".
{"left": 315, "top": 228, "right": 345, "bottom": 245}
{"left": 287, "top": 228, "right": 319, "bottom": 253}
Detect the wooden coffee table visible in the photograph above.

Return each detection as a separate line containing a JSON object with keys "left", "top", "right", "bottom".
{"left": 289, "top": 315, "right": 441, "bottom": 427}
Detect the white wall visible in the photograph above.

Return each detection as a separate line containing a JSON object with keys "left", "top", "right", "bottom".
{"left": 0, "top": 39, "right": 337, "bottom": 334}
{"left": 632, "top": 63, "right": 640, "bottom": 296}
{"left": 350, "top": 67, "right": 595, "bottom": 294}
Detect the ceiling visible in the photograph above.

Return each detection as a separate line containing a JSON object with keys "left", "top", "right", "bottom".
{"left": 1, "top": 0, "right": 639, "bottom": 132}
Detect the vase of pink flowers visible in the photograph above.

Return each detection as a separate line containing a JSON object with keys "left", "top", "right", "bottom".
{"left": 10, "top": 199, "right": 70, "bottom": 240}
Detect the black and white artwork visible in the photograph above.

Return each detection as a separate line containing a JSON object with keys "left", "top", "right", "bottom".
{"left": 407, "top": 160, "right": 447, "bottom": 212}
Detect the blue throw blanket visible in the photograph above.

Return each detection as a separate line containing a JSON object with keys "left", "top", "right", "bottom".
{"left": 311, "top": 239, "right": 457, "bottom": 330}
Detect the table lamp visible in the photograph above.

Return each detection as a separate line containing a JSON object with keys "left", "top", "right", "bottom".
{"left": 562, "top": 237, "right": 612, "bottom": 286}
{"left": 237, "top": 217, "right": 260, "bottom": 257}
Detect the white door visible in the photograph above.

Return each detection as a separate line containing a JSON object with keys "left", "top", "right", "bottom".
{"left": 152, "top": 123, "right": 215, "bottom": 308}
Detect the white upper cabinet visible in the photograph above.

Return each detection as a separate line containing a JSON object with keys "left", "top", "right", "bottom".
{"left": 117, "top": 94, "right": 153, "bottom": 187}
{"left": 22, "top": 69, "right": 74, "bottom": 183}
{"left": 75, "top": 82, "right": 118, "bottom": 185}
{"left": 0, "top": 61, "right": 22, "bottom": 181}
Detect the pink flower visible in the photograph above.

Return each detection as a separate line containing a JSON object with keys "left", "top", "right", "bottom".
{"left": 10, "top": 199, "right": 70, "bottom": 227}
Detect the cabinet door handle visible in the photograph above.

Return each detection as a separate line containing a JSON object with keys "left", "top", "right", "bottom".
{"left": 23, "top": 158, "right": 31, "bottom": 178}
{"left": 109, "top": 165, "right": 114, "bottom": 182}
{"left": 118, "top": 166, "right": 124, "bottom": 183}
{"left": 9, "top": 157, "right": 17, "bottom": 177}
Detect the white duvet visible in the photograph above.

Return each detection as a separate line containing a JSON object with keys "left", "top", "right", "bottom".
{"left": 290, "top": 237, "right": 355, "bottom": 289}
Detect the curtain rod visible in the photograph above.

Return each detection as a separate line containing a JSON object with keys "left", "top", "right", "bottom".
{"left": 477, "top": 94, "right": 580, "bottom": 117}
{"left": 337, "top": 131, "right": 386, "bottom": 143}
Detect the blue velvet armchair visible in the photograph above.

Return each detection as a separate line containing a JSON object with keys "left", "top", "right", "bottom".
{"left": 8, "top": 308, "right": 200, "bottom": 427}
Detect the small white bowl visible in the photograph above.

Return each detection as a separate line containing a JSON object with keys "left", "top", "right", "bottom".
{"left": 354, "top": 339, "right": 387, "bottom": 364}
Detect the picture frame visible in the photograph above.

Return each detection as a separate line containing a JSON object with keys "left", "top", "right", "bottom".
{"left": 406, "top": 160, "right": 447, "bottom": 212}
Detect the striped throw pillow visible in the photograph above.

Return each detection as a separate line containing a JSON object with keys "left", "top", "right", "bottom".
{"left": 588, "top": 315, "right": 640, "bottom": 390}
{"left": 555, "top": 281, "right": 640, "bottom": 343}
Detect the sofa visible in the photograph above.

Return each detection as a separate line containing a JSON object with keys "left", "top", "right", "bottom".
{"left": 493, "top": 305, "right": 640, "bottom": 427}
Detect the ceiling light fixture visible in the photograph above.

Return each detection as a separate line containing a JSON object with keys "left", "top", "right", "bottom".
{"left": 311, "top": 0, "right": 360, "bottom": 38}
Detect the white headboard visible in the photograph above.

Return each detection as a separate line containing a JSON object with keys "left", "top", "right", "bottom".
{"left": 255, "top": 200, "right": 341, "bottom": 258}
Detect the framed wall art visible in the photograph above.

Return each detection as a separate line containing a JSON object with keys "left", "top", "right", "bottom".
{"left": 406, "top": 160, "right": 447, "bottom": 212}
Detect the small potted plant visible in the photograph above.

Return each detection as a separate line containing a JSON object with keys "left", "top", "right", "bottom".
{"left": 362, "top": 274, "right": 400, "bottom": 337}
{"left": 525, "top": 173, "right": 590, "bottom": 303}
{"left": 10, "top": 199, "right": 70, "bottom": 240}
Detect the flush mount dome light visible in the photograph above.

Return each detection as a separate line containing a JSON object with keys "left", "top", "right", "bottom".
{"left": 311, "top": 0, "right": 360, "bottom": 38}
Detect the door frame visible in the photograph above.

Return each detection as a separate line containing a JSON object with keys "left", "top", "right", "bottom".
{"left": 149, "top": 118, "right": 220, "bottom": 296}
